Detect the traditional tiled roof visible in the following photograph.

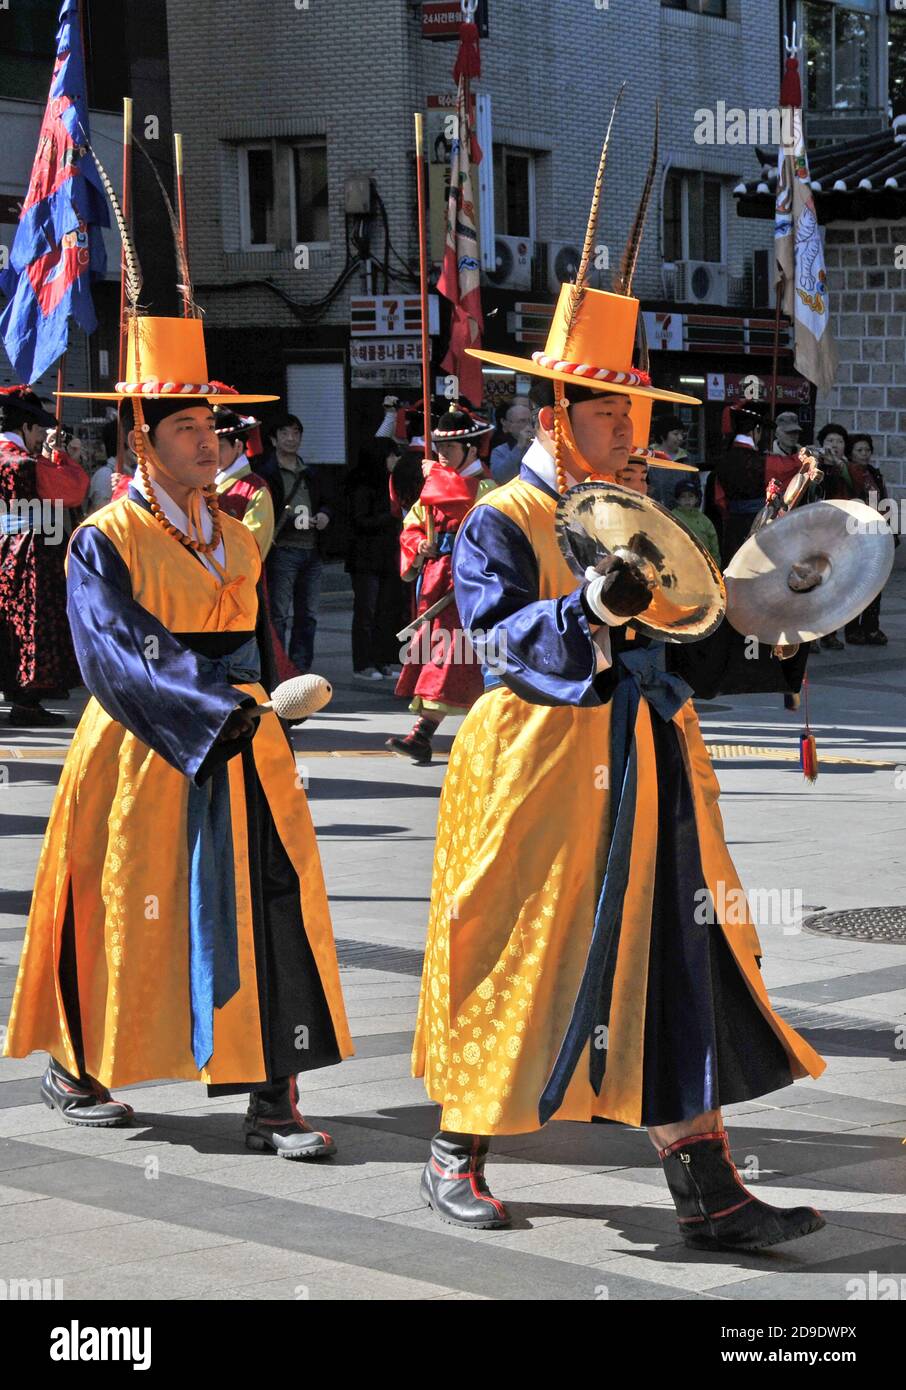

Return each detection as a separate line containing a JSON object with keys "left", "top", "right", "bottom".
{"left": 734, "top": 115, "right": 906, "bottom": 221}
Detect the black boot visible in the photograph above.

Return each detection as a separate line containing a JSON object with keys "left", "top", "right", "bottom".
{"left": 386, "top": 716, "right": 438, "bottom": 766}
{"left": 243, "top": 1075, "right": 336, "bottom": 1159}
{"left": 659, "top": 1130, "right": 825, "bottom": 1251}
{"left": 40, "top": 1058, "right": 134, "bottom": 1128}
{"left": 385, "top": 731, "right": 433, "bottom": 765}
{"left": 420, "top": 1131, "right": 510, "bottom": 1229}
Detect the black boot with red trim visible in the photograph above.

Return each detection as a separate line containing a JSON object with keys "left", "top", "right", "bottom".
{"left": 40, "top": 1057, "right": 134, "bottom": 1127}
{"left": 243, "top": 1075, "right": 336, "bottom": 1159}
{"left": 659, "top": 1130, "right": 825, "bottom": 1251}
{"left": 420, "top": 1130, "right": 510, "bottom": 1229}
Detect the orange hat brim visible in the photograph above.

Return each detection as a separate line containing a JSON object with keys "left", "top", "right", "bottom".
{"left": 632, "top": 454, "right": 700, "bottom": 472}
{"left": 56, "top": 391, "right": 280, "bottom": 405}
{"left": 466, "top": 347, "right": 701, "bottom": 408}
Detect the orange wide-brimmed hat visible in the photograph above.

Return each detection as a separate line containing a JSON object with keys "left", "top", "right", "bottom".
{"left": 58, "top": 316, "right": 278, "bottom": 406}
{"left": 471, "top": 284, "right": 698, "bottom": 409}
{"left": 468, "top": 92, "right": 699, "bottom": 414}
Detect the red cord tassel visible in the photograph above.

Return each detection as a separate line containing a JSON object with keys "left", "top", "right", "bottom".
{"left": 799, "top": 732, "right": 818, "bottom": 782}
{"left": 798, "top": 673, "right": 818, "bottom": 781}
{"left": 454, "top": 21, "right": 482, "bottom": 80}
{"left": 779, "top": 55, "right": 802, "bottom": 110}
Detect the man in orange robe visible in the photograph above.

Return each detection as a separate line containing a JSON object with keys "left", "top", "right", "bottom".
{"left": 4, "top": 321, "right": 353, "bottom": 1158}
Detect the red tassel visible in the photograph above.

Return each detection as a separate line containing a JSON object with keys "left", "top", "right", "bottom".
{"left": 454, "top": 21, "right": 481, "bottom": 80}
{"left": 779, "top": 55, "right": 802, "bottom": 110}
{"left": 799, "top": 732, "right": 818, "bottom": 782}
{"left": 799, "top": 673, "right": 817, "bottom": 781}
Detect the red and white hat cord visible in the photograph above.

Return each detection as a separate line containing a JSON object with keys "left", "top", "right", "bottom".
{"left": 531, "top": 352, "right": 652, "bottom": 388}
{"left": 115, "top": 379, "right": 214, "bottom": 395}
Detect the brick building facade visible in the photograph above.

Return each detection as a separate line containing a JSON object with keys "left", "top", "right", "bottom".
{"left": 3, "top": 0, "right": 902, "bottom": 486}
{"left": 163, "top": 0, "right": 789, "bottom": 475}
{"left": 819, "top": 220, "right": 906, "bottom": 489}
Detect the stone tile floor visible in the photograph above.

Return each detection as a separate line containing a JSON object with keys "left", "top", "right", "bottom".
{"left": 1, "top": 570, "right": 904, "bottom": 1300}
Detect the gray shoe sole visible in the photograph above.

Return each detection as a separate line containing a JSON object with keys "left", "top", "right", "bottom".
{"left": 41, "top": 1090, "right": 133, "bottom": 1128}
{"left": 245, "top": 1131, "right": 337, "bottom": 1160}
{"left": 682, "top": 1209, "right": 826, "bottom": 1252}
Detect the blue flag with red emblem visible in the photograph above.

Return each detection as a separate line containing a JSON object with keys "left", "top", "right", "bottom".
{"left": 0, "top": 0, "right": 108, "bottom": 384}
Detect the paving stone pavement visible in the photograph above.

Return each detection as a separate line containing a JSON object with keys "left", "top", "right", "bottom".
{"left": 1, "top": 565, "right": 904, "bottom": 1301}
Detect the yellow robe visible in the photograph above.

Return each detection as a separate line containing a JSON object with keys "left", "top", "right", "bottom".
{"left": 4, "top": 495, "right": 353, "bottom": 1087}
{"left": 412, "top": 476, "right": 824, "bottom": 1135}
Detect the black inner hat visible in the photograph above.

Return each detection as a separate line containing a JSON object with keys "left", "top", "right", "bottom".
{"left": 122, "top": 397, "right": 215, "bottom": 434}
{"left": 0, "top": 387, "right": 57, "bottom": 427}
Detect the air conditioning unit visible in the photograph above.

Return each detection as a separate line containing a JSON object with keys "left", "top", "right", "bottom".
{"left": 485, "top": 235, "right": 533, "bottom": 291}
{"left": 675, "top": 260, "right": 728, "bottom": 306}
{"left": 546, "top": 240, "right": 582, "bottom": 294}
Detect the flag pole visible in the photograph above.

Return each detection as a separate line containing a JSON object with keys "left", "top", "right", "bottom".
{"left": 54, "top": 355, "right": 66, "bottom": 431}
{"left": 770, "top": 0, "right": 794, "bottom": 426}
{"left": 769, "top": 271, "right": 784, "bottom": 423}
{"left": 173, "top": 132, "right": 192, "bottom": 317}
{"left": 413, "top": 111, "right": 435, "bottom": 546}
{"left": 54, "top": 0, "right": 88, "bottom": 431}
{"left": 116, "top": 96, "right": 133, "bottom": 465}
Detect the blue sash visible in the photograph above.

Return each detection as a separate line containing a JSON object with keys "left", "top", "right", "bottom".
{"left": 185, "top": 635, "right": 261, "bottom": 1070}
{"left": 537, "top": 645, "right": 693, "bottom": 1125}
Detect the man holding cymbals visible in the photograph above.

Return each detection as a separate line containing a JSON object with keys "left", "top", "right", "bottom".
{"left": 412, "top": 105, "right": 827, "bottom": 1251}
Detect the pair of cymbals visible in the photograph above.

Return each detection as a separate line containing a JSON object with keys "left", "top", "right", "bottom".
{"left": 556, "top": 485, "right": 894, "bottom": 647}
{"left": 723, "top": 499, "right": 895, "bottom": 645}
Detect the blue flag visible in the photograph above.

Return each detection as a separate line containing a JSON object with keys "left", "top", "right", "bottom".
{"left": 0, "top": 0, "right": 108, "bottom": 384}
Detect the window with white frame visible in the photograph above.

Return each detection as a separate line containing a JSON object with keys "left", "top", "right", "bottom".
{"left": 663, "top": 170, "right": 725, "bottom": 263}
{"left": 492, "top": 145, "right": 536, "bottom": 240}
{"left": 237, "top": 139, "right": 329, "bottom": 251}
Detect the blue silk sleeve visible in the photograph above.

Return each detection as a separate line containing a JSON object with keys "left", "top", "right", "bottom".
{"left": 453, "top": 504, "right": 602, "bottom": 707}
{"left": 66, "top": 525, "right": 252, "bottom": 785}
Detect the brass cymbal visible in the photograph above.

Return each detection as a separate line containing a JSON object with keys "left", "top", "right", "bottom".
{"left": 724, "top": 499, "right": 895, "bottom": 645}
{"left": 555, "top": 481, "right": 726, "bottom": 643}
